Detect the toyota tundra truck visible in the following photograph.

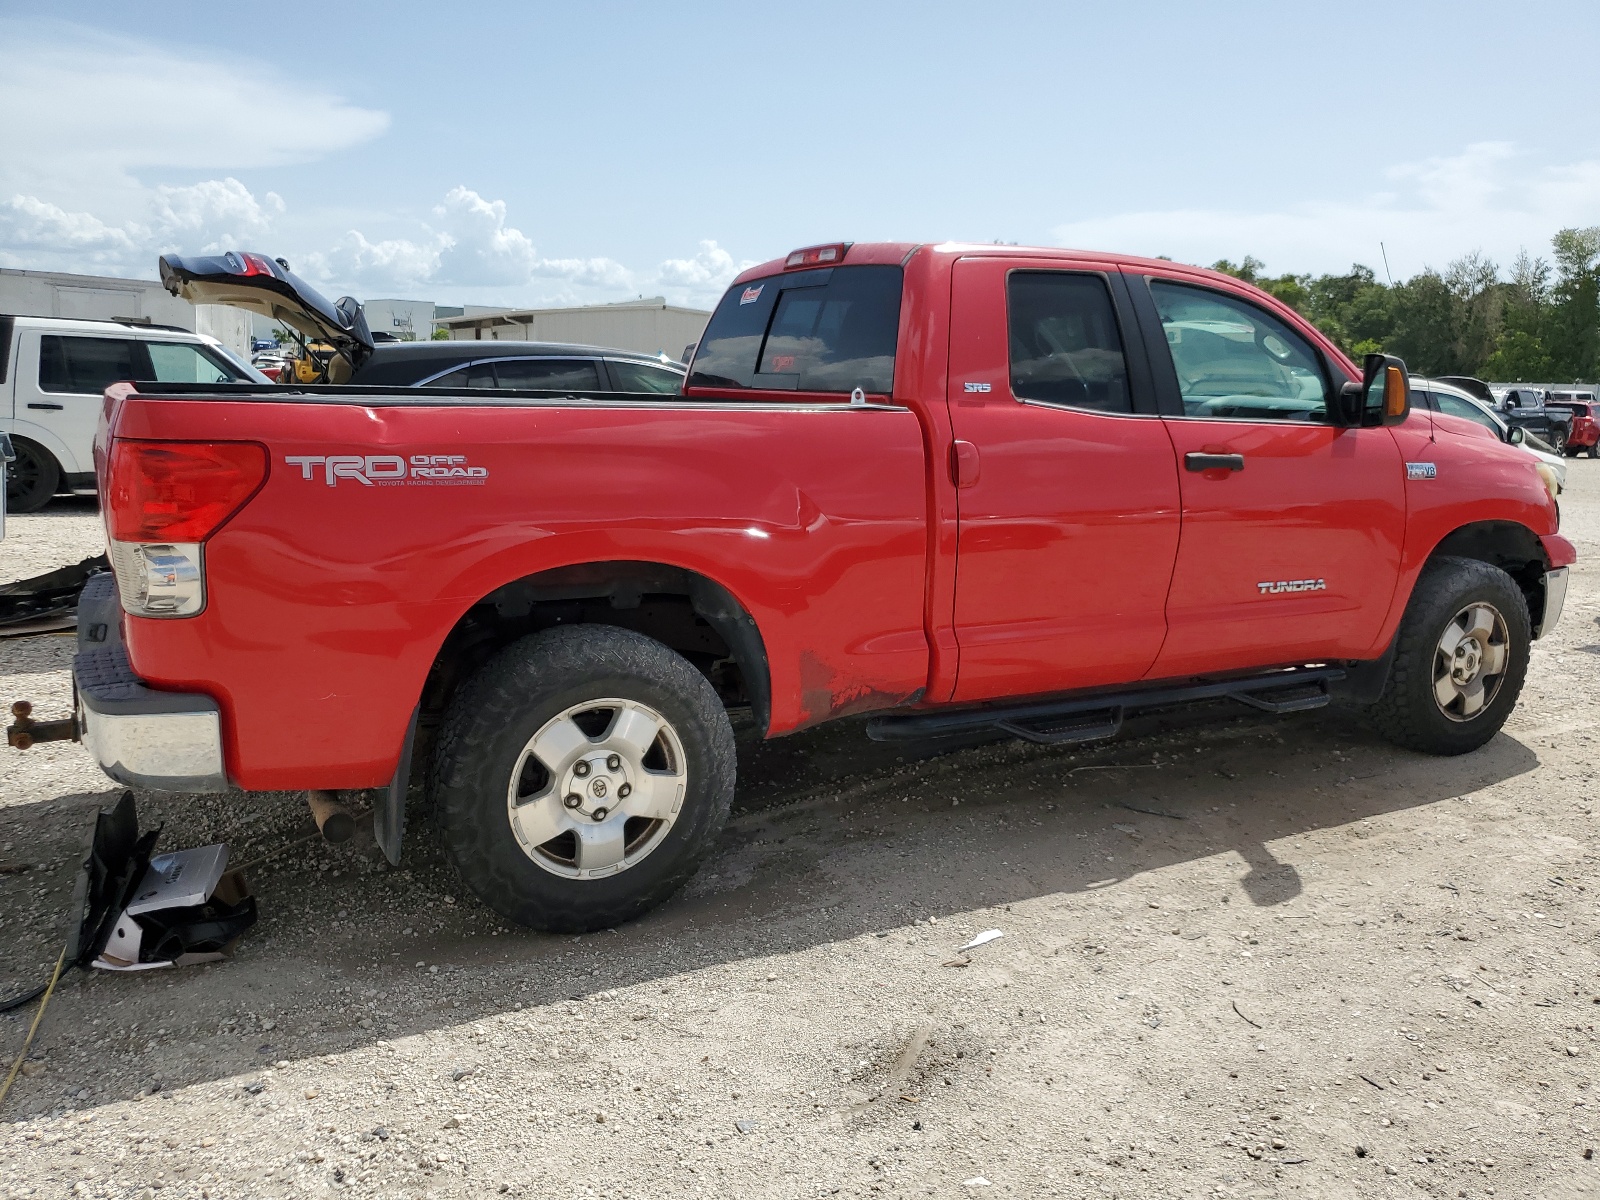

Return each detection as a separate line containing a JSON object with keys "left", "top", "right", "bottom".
{"left": 65, "top": 242, "right": 1574, "bottom": 932}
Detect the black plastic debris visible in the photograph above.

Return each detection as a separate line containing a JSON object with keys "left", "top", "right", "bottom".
{"left": 0, "top": 554, "right": 108, "bottom": 638}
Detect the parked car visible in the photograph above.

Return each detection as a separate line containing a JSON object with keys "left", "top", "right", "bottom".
{"left": 1544, "top": 391, "right": 1600, "bottom": 457}
{"left": 0, "top": 315, "right": 267, "bottom": 512}
{"left": 160, "top": 252, "right": 687, "bottom": 394}
{"left": 1493, "top": 386, "right": 1574, "bottom": 454}
{"left": 62, "top": 241, "right": 1572, "bottom": 934}
{"left": 1411, "top": 377, "right": 1567, "bottom": 491}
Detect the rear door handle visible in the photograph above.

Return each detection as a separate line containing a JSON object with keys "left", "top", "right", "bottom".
{"left": 1184, "top": 452, "right": 1245, "bottom": 472}
{"left": 26, "top": 403, "right": 64, "bottom": 411}
{"left": 950, "top": 439, "right": 980, "bottom": 488}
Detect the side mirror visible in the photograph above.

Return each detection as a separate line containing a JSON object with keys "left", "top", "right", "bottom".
{"left": 1508, "top": 426, "right": 1527, "bottom": 445}
{"left": 1361, "top": 353, "right": 1410, "bottom": 427}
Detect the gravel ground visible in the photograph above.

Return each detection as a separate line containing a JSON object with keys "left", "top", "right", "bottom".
{"left": 1, "top": 471, "right": 1598, "bottom": 1200}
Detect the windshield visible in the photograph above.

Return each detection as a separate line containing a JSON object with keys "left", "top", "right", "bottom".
{"left": 688, "top": 265, "right": 902, "bottom": 394}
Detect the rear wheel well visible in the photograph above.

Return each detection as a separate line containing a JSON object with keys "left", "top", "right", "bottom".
{"left": 1427, "top": 521, "right": 1548, "bottom": 621}
{"left": 419, "top": 562, "right": 770, "bottom": 748}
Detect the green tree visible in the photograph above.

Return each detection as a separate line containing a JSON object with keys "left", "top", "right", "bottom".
{"left": 1547, "top": 226, "right": 1600, "bottom": 379}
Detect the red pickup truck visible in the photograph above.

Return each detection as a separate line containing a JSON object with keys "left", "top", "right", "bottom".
{"left": 73, "top": 242, "right": 1574, "bottom": 932}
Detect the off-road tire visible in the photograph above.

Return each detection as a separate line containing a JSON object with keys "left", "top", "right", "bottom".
{"left": 1369, "top": 556, "right": 1530, "bottom": 756}
{"left": 430, "top": 624, "right": 736, "bottom": 932}
{"left": 6, "top": 439, "right": 59, "bottom": 513}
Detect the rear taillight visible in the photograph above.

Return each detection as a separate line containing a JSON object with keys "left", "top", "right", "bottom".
{"left": 107, "top": 440, "right": 268, "bottom": 543}
{"left": 105, "top": 440, "right": 267, "bottom": 619}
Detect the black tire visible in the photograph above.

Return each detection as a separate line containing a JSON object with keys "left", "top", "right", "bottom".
{"left": 1588, "top": 443, "right": 1599, "bottom": 459}
{"left": 430, "top": 624, "right": 736, "bottom": 932}
{"left": 1549, "top": 429, "right": 1567, "bottom": 455}
{"left": 1368, "top": 556, "right": 1530, "bottom": 756}
{"left": 6, "top": 439, "right": 59, "bottom": 513}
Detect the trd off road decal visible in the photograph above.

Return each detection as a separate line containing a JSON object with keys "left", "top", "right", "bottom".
{"left": 1257, "top": 578, "right": 1327, "bottom": 595}
{"left": 284, "top": 454, "right": 489, "bottom": 487}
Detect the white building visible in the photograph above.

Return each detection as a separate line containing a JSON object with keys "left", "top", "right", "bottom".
{"left": 362, "top": 298, "right": 440, "bottom": 342}
{"left": 435, "top": 296, "right": 710, "bottom": 361}
{"left": 0, "top": 267, "right": 252, "bottom": 358}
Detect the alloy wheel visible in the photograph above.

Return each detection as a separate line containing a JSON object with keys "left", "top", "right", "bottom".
{"left": 1431, "top": 601, "right": 1510, "bottom": 722}
{"left": 505, "top": 698, "right": 687, "bottom": 878}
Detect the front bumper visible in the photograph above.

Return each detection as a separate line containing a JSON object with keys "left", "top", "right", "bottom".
{"left": 73, "top": 573, "right": 228, "bottom": 792}
{"left": 1536, "top": 567, "right": 1569, "bottom": 640}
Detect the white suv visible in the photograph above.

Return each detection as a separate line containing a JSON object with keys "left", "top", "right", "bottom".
{"left": 0, "top": 315, "right": 264, "bottom": 511}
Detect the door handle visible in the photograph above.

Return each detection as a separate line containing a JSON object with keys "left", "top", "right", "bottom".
{"left": 1184, "top": 452, "right": 1244, "bottom": 472}
{"left": 26, "top": 403, "right": 64, "bottom": 411}
{"left": 950, "top": 439, "right": 980, "bottom": 488}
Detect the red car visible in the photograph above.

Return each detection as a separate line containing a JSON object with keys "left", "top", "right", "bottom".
{"left": 68, "top": 242, "right": 1574, "bottom": 930}
{"left": 1546, "top": 392, "right": 1600, "bottom": 457}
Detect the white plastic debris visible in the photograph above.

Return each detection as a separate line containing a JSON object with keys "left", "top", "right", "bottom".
{"left": 958, "top": 929, "right": 1003, "bottom": 952}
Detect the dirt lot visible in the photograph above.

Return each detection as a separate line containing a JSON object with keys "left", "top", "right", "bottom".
{"left": 1, "top": 473, "right": 1598, "bottom": 1200}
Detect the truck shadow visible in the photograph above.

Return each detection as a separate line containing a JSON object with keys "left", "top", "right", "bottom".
{"left": 0, "top": 704, "right": 1540, "bottom": 1115}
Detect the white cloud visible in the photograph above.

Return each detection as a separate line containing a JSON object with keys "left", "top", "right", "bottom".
{"left": 311, "top": 188, "right": 732, "bottom": 306}
{"left": 0, "top": 18, "right": 388, "bottom": 203}
{"left": 0, "top": 19, "right": 384, "bottom": 278}
{"left": 658, "top": 240, "right": 743, "bottom": 288}
{"left": 0, "top": 21, "right": 745, "bottom": 310}
{"left": 0, "top": 177, "right": 284, "bottom": 274}
{"left": 1051, "top": 142, "right": 1600, "bottom": 280}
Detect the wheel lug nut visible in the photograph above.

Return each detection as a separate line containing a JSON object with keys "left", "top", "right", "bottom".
{"left": 591, "top": 807, "right": 609, "bottom": 822}
{"left": 563, "top": 793, "right": 582, "bottom": 809}
{"left": 618, "top": 783, "right": 631, "bottom": 798}
{"left": 606, "top": 754, "right": 621, "bottom": 771}
{"left": 573, "top": 761, "right": 590, "bottom": 778}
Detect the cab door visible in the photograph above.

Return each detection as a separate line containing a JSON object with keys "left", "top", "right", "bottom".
{"left": 1127, "top": 273, "right": 1406, "bottom": 677}
{"left": 945, "top": 257, "right": 1181, "bottom": 702}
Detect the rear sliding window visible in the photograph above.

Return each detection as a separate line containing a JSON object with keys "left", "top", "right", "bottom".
{"left": 687, "top": 265, "right": 902, "bottom": 394}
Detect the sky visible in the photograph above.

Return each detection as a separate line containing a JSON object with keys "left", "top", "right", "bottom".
{"left": 2, "top": 1, "right": 1599, "bottom": 311}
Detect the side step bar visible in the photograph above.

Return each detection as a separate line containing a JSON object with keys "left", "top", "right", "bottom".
{"left": 865, "top": 666, "right": 1346, "bottom": 745}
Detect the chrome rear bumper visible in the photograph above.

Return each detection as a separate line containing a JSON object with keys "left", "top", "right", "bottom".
{"left": 73, "top": 573, "right": 228, "bottom": 792}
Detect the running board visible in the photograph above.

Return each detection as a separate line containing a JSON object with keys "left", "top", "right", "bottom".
{"left": 865, "top": 666, "right": 1346, "bottom": 744}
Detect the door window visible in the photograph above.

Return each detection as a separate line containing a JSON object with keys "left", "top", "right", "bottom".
{"left": 145, "top": 341, "right": 248, "bottom": 384}
{"left": 1148, "top": 281, "right": 1329, "bottom": 421}
{"left": 607, "top": 360, "right": 684, "bottom": 394}
{"left": 490, "top": 358, "right": 600, "bottom": 391}
{"left": 1007, "top": 272, "right": 1131, "bottom": 413}
{"left": 38, "top": 335, "right": 142, "bottom": 394}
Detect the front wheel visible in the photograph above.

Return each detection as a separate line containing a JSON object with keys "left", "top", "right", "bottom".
{"left": 430, "top": 624, "right": 736, "bottom": 932}
{"left": 1368, "top": 557, "right": 1530, "bottom": 756}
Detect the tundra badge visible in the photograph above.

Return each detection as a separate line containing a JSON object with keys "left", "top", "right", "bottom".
{"left": 1406, "top": 462, "right": 1437, "bottom": 480}
{"left": 1257, "top": 578, "right": 1327, "bottom": 595}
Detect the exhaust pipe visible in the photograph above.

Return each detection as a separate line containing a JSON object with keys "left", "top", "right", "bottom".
{"left": 306, "top": 790, "right": 355, "bottom": 844}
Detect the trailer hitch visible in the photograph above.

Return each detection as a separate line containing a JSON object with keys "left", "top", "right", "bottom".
{"left": 8, "top": 700, "right": 78, "bottom": 749}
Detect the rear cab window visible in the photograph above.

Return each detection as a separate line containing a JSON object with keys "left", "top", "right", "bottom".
{"left": 687, "top": 265, "right": 902, "bottom": 396}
